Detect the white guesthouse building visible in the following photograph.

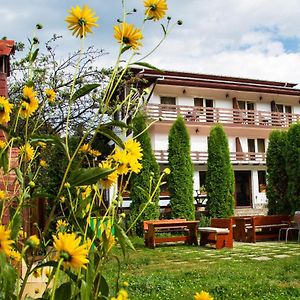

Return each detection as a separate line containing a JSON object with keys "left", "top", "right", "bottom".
{"left": 126, "top": 68, "right": 300, "bottom": 215}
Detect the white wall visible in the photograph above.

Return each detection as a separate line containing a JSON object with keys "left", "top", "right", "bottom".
{"left": 190, "top": 136, "right": 207, "bottom": 151}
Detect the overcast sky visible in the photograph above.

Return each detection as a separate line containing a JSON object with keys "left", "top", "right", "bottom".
{"left": 1, "top": 0, "right": 300, "bottom": 85}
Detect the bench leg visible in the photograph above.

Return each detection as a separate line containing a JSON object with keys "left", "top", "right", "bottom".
{"left": 216, "top": 234, "right": 227, "bottom": 249}
{"left": 200, "top": 232, "right": 209, "bottom": 246}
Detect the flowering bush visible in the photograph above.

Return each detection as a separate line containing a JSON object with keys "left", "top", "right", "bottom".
{"left": 0, "top": 0, "right": 179, "bottom": 299}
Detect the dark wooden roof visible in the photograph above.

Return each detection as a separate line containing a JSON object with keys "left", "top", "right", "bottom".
{"left": 131, "top": 68, "right": 300, "bottom": 97}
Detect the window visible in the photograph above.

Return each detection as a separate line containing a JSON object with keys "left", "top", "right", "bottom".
{"left": 258, "top": 171, "right": 266, "bottom": 193}
{"left": 257, "top": 139, "right": 265, "bottom": 153}
{"left": 160, "top": 96, "right": 176, "bottom": 105}
{"left": 194, "top": 98, "right": 203, "bottom": 107}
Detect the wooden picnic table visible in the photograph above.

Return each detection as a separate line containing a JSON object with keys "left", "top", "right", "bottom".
{"left": 145, "top": 220, "right": 199, "bottom": 249}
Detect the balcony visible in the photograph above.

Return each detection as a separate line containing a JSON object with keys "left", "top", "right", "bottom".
{"left": 146, "top": 104, "right": 300, "bottom": 128}
{"left": 154, "top": 150, "right": 266, "bottom": 165}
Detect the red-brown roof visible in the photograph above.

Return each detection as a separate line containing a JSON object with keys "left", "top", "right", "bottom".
{"left": 0, "top": 40, "right": 15, "bottom": 56}
{"left": 131, "top": 68, "right": 300, "bottom": 97}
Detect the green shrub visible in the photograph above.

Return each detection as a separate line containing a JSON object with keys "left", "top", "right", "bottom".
{"left": 206, "top": 124, "right": 234, "bottom": 217}
{"left": 168, "top": 116, "right": 195, "bottom": 220}
{"left": 130, "top": 113, "right": 160, "bottom": 236}
{"left": 266, "top": 130, "right": 289, "bottom": 214}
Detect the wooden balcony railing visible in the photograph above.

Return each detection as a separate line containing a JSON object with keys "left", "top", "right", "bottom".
{"left": 154, "top": 150, "right": 266, "bottom": 164}
{"left": 146, "top": 104, "right": 300, "bottom": 128}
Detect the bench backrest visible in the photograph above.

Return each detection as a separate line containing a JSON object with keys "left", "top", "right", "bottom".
{"left": 252, "top": 215, "right": 291, "bottom": 226}
{"left": 144, "top": 219, "right": 186, "bottom": 231}
{"left": 211, "top": 218, "right": 233, "bottom": 229}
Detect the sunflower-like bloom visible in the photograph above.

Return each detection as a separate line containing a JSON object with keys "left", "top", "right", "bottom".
{"left": 0, "top": 190, "right": 6, "bottom": 200}
{"left": 89, "top": 149, "right": 101, "bottom": 157}
{"left": 124, "top": 138, "right": 143, "bottom": 161}
{"left": 194, "top": 291, "right": 214, "bottom": 300}
{"left": 19, "top": 143, "right": 35, "bottom": 162}
{"left": 110, "top": 148, "right": 129, "bottom": 175}
{"left": 26, "top": 235, "right": 40, "bottom": 248}
{"left": 0, "top": 140, "right": 6, "bottom": 149}
{"left": 8, "top": 249, "right": 21, "bottom": 263}
{"left": 45, "top": 89, "right": 56, "bottom": 103}
{"left": 111, "top": 289, "right": 128, "bottom": 300}
{"left": 53, "top": 232, "right": 89, "bottom": 269}
{"left": 79, "top": 143, "right": 91, "bottom": 154}
{"left": 99, "top": 160, "right": 118, "bottom": 188}
{"left": 20, "top": 86, "right": 39, "bottom": 118}
{"left": 113, "top": 22, "right": 143, "bottom": 50}
{"left": 0, "top": 225, "right": 13, "bottom": 256}
{"left": 144, "top": 0, "right": 168, "bottom": 21}
{"left": 40, "top": 159, "right": 48, "bottom": 168}
{"left": 56, "top": 220, "right": 68, "bottom": 233}
{"left": 0, "top": 96, "right": 13, "bottom": 124}
{"left": 66, "top": 5, "right": 99, "bottom": 38}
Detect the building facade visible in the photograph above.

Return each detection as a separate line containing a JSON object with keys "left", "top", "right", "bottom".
{"left": 132, "top": 68, "right": 300, "bottom": 215}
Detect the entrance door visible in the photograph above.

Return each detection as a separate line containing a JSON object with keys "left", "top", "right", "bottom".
{"left": 235, "top": 171, "right": 252, "bottom": 207}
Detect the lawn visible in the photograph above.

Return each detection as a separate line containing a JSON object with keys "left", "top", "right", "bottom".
{"left": 106, "top": 239, "right": 300, "bottom": 300}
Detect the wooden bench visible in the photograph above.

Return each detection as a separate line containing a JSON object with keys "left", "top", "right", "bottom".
{"left": 199, "top": 218, "right": 233, "bottom": 249}
{"left": 232, "top": 216, "right": 253, "bottom": 242}
{"left": 144, "top": 219, "right": 199, "bottom": 249}
{"left": 248, "top": 215, "right": 291, "bottom": 243}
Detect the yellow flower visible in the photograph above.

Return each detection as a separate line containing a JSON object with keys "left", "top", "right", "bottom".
{"left": 56, "top": 220, "right": 69, "bottom": 232}
{"left": 111, "top": 289, "right": 128, "bottom": 300}
{"left": 113, "top": 22, "right": 143, "bottom": 50}
{"left": 45, "top": 89, "right": 56, "bottom": 103}
{"left": 0, "top": 96, "right": 13, "bottom": 124}
{"left": 0, "top": 190, "right": 6, "bottom": 200}
{"left": 89, "top": 149, "right": 101, "bottom": 157}
{"left": 144, "top": 0, "right": 168, "bottom": 21}
{"left": 40, "top": 159, "right": 48, "bottom": 168}
{"left": 59, "top": 196, "right": 66, "bottom": 203}
{"left": 19, "top": 143, "right": 35, "bottom": 162}
{"left": 130, "top": 160, "right": 142, "bottom": 174}
{"left": 81, "top": 185, "right": 92, "bottom": 199}
{"left": 124, "top": 138, "right": 143, "bottom": 161}
{"left": 79, "top": 143, "right": 91, "bottom": 154}
{"left": 111, "top": 148, "right": 129, "bottom": 175}
{"left": 8, "top": 249, "right": 21, "bottom": 263}
{"left": 0, "top": 225, "right": 13, "bottom": 256}
{"left": 0, "top": 140, "right": 6, "bottom": 149}
{"left": 18, "top": 229, "right": 27, "bottom": 240}
{"left": 194, "top": 291, "right": 214, "bottom": 300}
{"left": 26, "top": 235, "right": 40, "bottom": 248}
{"left": 99, "top": 160, "right": 118, "bottom": 188}
{"left": 53, "top": 232, "right": 89, "bottom": 269}
{"left": 38, "top": 141, "right": 47, "bottom": 149}
{"left": 66, "top": 5, "right": 99, "bottom": 38}
{"left": 20, "top": 86, "right": 39, "bottom": 118}
{"left": 33, "top": 268, "right": 42, "bottom": 278}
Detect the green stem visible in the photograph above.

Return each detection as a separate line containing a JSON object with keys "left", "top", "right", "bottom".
{"left": 50, "top": 258, "right": 64, "bottom": 300}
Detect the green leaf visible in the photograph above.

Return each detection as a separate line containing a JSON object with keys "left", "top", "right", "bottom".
{"left": 131, "top": 62, "right": 162, "bottom": 71}
{"left": 0, "top": 149, "right": 9, "bottom": 173}
{"left": 69, "top": 167, "right": 114, "bottom": 187}
{"left": 95, "top": 275, "right": 109, "bottom": 299}
{"left": 9, "top": 210, "right": 21, "bottom": 240}
{"left": 54, "top": 282, "right": 72, "bottom": 300}
{"left": 14, "top": 167, "right": 24, "bottom": 187}
{"left": 103, "top": 120, "right": 132, "bottom": 130}
{"left": 80, "top": 280, "right": 91, "bottom": 300}
{"left": 120, "top": 45, "right": 131, "bottom": 55}
{"left": 114, "top": 223, "right": 135, "bottom": 257}
{"left": 97, "top": 127, "right": 124, "bottom": 149}
{"left": 71, "top": 84, "right": 100, "bottom": 103}
{"left": 30, "top": 134, "right": 67, "bottom": 154}
{"left": 30, "top": 48, "right": 39, "bottom": 62}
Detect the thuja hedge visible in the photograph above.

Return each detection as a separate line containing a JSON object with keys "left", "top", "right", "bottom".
{"left": 130, "top": 113, "right": 160, "bottom": 236}
{"left": 286, "top": 123, "right": 300, "bottom": 213}
{"left": 206, "top": 124, "right": 234, "bottom": 218}
{"left": 266, "top": 130, "right": 289, "bottom": 214}
{"left": 168, "top": 116, "right": 195, "bottom": 220}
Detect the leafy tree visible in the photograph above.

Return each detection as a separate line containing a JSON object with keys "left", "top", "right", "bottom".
{"left": 286, "top": 123, "right": 300, "bottom": 214}
{"left": 206, "top": 124, "right": 234, "bottom": 217}
{"left": 130, "top": 113, "right": 160, "bottom": 236}
{"left": 168, "top": 116, "right": 195, "bottom": 220}
{"left": 266, "top": 130, "right": 289, "bottom": 214}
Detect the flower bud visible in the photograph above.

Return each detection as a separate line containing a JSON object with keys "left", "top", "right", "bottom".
{"left": 36, "top": 23, "right": 43, "bottom": 30}
{"left": 163, "top": 168, "right": 171, "bottom": 175}
{"left": 177, "top": 20, "right": 183, "bottom": 25}
{"left": 29, "top": 181, "right": 36, "bottom": 188}
{"left": 64, "top": 182, "right": 71, "bottom": 189}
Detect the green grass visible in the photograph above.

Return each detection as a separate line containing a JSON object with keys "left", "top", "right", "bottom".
{"left": 105, "top": 239, "right": 300, "bottom": 300}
